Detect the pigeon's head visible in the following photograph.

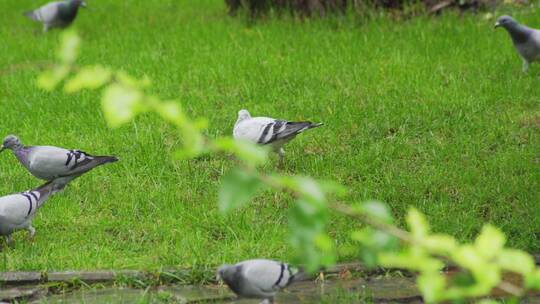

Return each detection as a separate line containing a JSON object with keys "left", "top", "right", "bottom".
{"left": 237, "top": 109, "right": 251, "bottom": 122}
{"left": 217, "top": 264, "right": 235, "bottom": 282}
{"left": 495, "top": 15, "right": 518, "bottom": 29}
{"left": 0, "top": 135, "right": 22, "bottom": 152}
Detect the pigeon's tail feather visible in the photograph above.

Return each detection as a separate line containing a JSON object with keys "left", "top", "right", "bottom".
{"left": 23, "top": 10, "right": 39, "bottom": 21}
{"left": 94, "top": 156, "right": 119, "bottom": 165}
{"left": 278, "top": 121, "right": 323, "bottom": 140}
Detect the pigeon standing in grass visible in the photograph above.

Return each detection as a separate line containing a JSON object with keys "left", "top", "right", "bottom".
{"left": 0, "top": 181, "right": 63, "bottom": 245}
{"left": 495, "top": 15, "right": 540, "bottom": 72}
{"left": 23, "top": 0, "right": 87, "bottom": 32}
{"left": 0, "top": 135, "right": 118, "bottom": 188}
{"left": 233, "top": 109, "right": 323, "bottom": 161}
{"left": 217, "top": 259, "right": 303, "bottom": 304}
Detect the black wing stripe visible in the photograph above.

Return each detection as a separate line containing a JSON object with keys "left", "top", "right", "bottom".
{"left": 22, "top": 193, "right": 33, "bottom": 217}
{"left": 273, "top": 263, "right": 286, "bottom": 287}
{"left": 65, "top": 150, "right": 73, "bottom": 166}
{"left": 269, "top": 120, "right": 287, "bottom": 142}
{"left": 29, "top": 191, "right": 39, "bottom": 202}
{"left": 257, "top": 123, "right": 274, "bottom": 144}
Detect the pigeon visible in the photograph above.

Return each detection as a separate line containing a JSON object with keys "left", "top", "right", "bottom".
{"left": 0, "top": 180, "right": 64, "bottom": 245}
{"left": 495, "top": 15, "right": 540, "bottom": 72}
{"left": 0, "top": 135, "right": 118, "bottom": 188}
{"left": 217, "top": 259, "right": 303, "bottom": 304}
{"left": 23, "top": 0, "right": 87, "bottom": 32}
{"left": 233, "top": 109, "right": 323, "bottom": 161}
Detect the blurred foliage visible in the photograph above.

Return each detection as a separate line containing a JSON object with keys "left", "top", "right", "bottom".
{"left": 37, "top": 30, "right": 540, "bottom": 303}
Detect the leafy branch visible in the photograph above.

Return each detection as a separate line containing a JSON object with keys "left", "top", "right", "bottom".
{"left": 36, "top": 30, "right": 540, "bottom": 303}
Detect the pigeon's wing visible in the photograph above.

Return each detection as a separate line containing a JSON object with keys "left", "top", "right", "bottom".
{"left": 254, "top": 119, "right": 322, "bottom": 145}
{"left": 233, "top": 117, "right": 276, "bottom": 143}
{"left": 25, "top": 2, "right": 61, "bottom": 23}
{"left": 241, "top": 260, "right": 290, "bottom": 293}
{"left": 27, "top": 146, "right": 117, "bottom": 179}
{"left": 0, "top": 194, "right": 35, "bottom": 224}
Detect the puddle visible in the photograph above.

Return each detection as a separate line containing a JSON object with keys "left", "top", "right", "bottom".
{"left": 33, "top": 277, "right": 423, "bottom": 303}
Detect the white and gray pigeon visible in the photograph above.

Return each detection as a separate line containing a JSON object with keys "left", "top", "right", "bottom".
{"left": 495, "top": 15, "right": 540, "bottom": 72}
{"left": 0, "top": 180, "right": 63, "bottom": 245}
{"left": 23, "top": 0, "right": 87, "bottom": 32}
{"left": 233, "top": 109, "right": 323, "bottom": 160}
{"left": 217, "top": 259, "right": 303, "bottom": 304}
{"left": 0, "top": 135, "right": 118, "bottom": 188}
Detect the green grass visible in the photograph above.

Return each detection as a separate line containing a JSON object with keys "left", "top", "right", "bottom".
{"left": 0, "top": 0, "right": 538, "bottom": 271}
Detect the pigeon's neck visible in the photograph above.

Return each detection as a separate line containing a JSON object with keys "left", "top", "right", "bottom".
{"left": 13, "top": 147, "right": 30, "bottom": 166}
{"left": 507, "top": 24, "right": 532, "bottom": 44}
{"left": 59, "top": 1, "right": 80, "bottom": 22}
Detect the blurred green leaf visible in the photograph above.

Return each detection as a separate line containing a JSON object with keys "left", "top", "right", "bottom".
{"left": 58, "top": 30, "right": 80, "bottom": 64}
{"left": 64, "top": 65, "right": 112, "bottom": 93}
{"left": 525, "top": 269, "right": 540, "bottom": 290}
{"left": 218, "top": 169, "right": 262, "bottom": 214}
{"left": 407, "top": 208, "right": 429, "bottom": 239}
{"left": 351, "top": 228, "right": 398, "bottom": 267}
{"left": 101, "top": 84, "right": 144, "bottom": 128}
{"left": 155, "top": 101, "right": 184, "bottom": 124}
{"left": 289, "top": 198, "right": 333, "bottom": 272}
{"left": 475, "top": 225, "right": 505, "bottom": 260}
{"left": 417, "top": 271, "right": 446, "bottom": 303}
{"left": 116, "top": 71, "right": 152, "bottom": 88}
{"left": 476, "top": 300, "right": 500, "bottom": 304}
{"left": 354, "top": 201, "right": 393, "bottom": 224}
{"left": 214, "top": 138, "right": 268, "bottom": 166}
{"left": 497, "top": 249, "right": 535, "bottom": 275}
{"left": 422, "top": 234, "right": 457, "bottom": 255}
{"left": 37, "top": 65, "right": 70, "bottom": 91}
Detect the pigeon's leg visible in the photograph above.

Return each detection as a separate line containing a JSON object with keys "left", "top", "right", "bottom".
{"left": 27, "top": 226, "right": 36, "bottom": 239}
{"left": 522, "top": 60, "right": 530, "bottom": 73}
{"left": 260, "top": 298, "right": 273, "bottom": 304}
{"left": 43, "top": 24, "right": 49, "bottom": 33}
{"left": 277, "top": 148, "right": 285, "bottom": 168}
{"left": 4, "top": 235, "right": 13, "bottom": 247}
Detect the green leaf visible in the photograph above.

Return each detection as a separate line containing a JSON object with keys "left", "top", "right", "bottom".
{"left": 355, "top": 201, "right": 393, "bottom": 224}
{"left": 289, "top": 198, "right": 333, "bottom": 272}
{"left": 497, "top": 249, "right": 535, "bottom": 275}
{"left": 58, "top": 30, "right": 80, "bottom": 64}
{"left": 218, "top": 169, "right": 262, "bottom": 214}
{"left": 64, "top": 65, "right": 112, "bottom": 93}
{"left": 116, "top": 71, "right": 152, "bottom": 88}
{"left": 406, "top": 208, "right": 429, "bottom": 239}
{"left": 525, "top": 269, "right": 540, "bottom": 290}
{"left": 155, "top": 101, "right": 184, "bottom": 125}
{"left": 101, "top": 84, "right": 144, "bottom": 128}
{"left": 474, "top": 225, "right": 505, "bottom": 260}
{"left": 214, "top": 138, "right": 268, "bottom": 167}
{"left": 351, "top": 228, "right": 398, "bottom": 267}
{"left": 417, "top": 271, "right": 446, "bottom": 303}
{"left": 422, "top": 234, "right": 457, "bottom": 255}
{"left": 37, "top": 65, "right": 70, "bottom": 91}
{"left": 281, "top": 176, "right": 325, "bottom": 205}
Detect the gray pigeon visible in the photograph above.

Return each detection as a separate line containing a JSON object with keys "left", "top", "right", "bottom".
{"left": 0, "top": 180, "right": 63, "bottom": 245}
{"left": 24, "top": 0, "right": 87, "bottom": 32}
{"left": 0, "top": 135, "right": 118, "bottom": 188}
{"left": 233, "top": 109, "right": 323, "bottom": 161}
{"left": 495, "top": 15, "right": 540, "bottom": 72}
{"left": 217, "top": 259, "right": 303, "bottom": 304}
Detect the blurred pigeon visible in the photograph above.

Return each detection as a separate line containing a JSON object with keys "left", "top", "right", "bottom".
{"left": 0, "top": 135, "right": 118, "bottom": 188}
{"left": 233, "top": 109, "right": 323, "bottom": 161}
{"left": 0, "top": 180, "right": 63, "bottom": 245}
{"left": 23, "top": 0, "right": 87, "bottom": 32}
{"left": 218, "top": 259, "right": 303, "bottom": 304}
{"left": 495, "top": 15, "right": 540, "bottom": 72}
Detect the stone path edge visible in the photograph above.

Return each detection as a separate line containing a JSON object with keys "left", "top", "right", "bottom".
{"left": 1, "top": 255, "right": 538, "bottom": 286}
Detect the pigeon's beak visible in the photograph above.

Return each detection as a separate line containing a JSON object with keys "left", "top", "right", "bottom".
{"left": 494, "top": 21, "right": 500, "bottom": 29}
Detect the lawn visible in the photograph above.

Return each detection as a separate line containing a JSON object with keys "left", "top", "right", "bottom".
{"left": 0, "top": 0, "right": 538, "bottom": 271}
